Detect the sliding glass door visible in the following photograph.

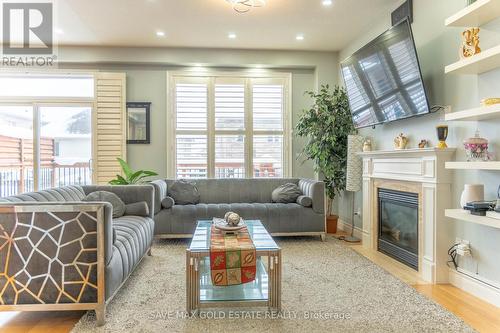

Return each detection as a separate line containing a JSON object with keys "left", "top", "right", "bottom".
{"left": 39, "top": 106, "right": 93, "bottom": 189}
{"left": 0, "top": 105, "right": 34, "bottom": 196}
{"left": 0, "top": 104, "right": 93, "bottom": 196}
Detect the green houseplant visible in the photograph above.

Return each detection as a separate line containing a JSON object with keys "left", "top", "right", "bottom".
{"left": 109, "top": 158, "right": 158, "bottom": 185}
{"left": 295, "top": 85, "right": 356, "bottom": 221}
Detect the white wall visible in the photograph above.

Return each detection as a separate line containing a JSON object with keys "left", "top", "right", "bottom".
{"left": 59, "top": 47, "right": 339, "bottom": 179}
{"left": 338, "top": 0, "right": 500, "bottom": 285}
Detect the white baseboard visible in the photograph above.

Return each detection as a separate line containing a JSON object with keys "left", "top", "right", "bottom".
{"left": 449, "top": 268, "right": 500, "bottom": 308}
{"left": 338, "top": 218, "right": 364, "bottom": 240}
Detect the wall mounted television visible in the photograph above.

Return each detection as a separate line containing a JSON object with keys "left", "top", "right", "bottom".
{"left": 341, "top": 18, "right": 430, "bottom": 129}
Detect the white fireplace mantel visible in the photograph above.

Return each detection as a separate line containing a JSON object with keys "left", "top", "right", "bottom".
{"left": 359, "top": 148, "right": 456, "bottom": 284}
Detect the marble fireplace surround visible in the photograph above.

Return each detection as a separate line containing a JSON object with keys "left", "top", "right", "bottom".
{"left": 359, "top": 148, "right": 456, "bottom": 283}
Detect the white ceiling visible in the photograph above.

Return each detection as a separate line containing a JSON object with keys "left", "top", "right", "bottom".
{"left": 57, "top": 0, "right": 399, "bottom": 51}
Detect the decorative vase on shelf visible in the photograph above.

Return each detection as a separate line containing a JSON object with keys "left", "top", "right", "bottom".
{"left": 394, "top": 133, "right": 409, "bottom": 150}
{"left": 436, "top": 125, "right": 448, "bottom": 149}
{"left": 460, "top": 184, "right": 484, "bottom": 208}
{"left": 464, "top": 130, "right": 489, "bottom": 161}
{"left": 363, "top": 139, "right": 373, "bottom": 152}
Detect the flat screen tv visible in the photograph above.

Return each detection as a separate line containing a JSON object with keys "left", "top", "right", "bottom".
{"left": 341, "top": 19, "right": 430, "bottom": 129}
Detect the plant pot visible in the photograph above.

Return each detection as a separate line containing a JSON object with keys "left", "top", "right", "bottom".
{"left": 326, "top": 215, "right": 339, "bottom": 234}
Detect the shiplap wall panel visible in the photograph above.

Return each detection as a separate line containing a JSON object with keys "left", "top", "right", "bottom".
{"left": 94, "top": 72, "right": 126, "bottom": 185}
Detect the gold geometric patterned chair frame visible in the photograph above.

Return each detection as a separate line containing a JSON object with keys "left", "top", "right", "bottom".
{"left": 0, "top": 204, "right": 106, "bottom": 325}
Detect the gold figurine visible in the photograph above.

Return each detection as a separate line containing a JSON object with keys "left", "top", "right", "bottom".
{"left": 394, "top": 133, "right": 409, "bottom": 150}
{"left": 460, "top": 28, "right": 481, "bottom": 59}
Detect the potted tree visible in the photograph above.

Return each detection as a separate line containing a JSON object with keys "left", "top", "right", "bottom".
{"left": 295, "top": 85, "right": 356, "bottom": 233}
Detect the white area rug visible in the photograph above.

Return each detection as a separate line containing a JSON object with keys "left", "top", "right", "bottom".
{"left": 72, "top": 236, "right": 474, "bottom": 333}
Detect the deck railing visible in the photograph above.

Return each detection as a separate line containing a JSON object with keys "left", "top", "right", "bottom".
{"left": 0, "top": 163, "right": 91, "bottom": 197}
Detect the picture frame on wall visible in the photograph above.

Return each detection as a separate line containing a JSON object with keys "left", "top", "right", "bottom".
{"left": 126, "top": 102, "right": 151, "bottom": 144}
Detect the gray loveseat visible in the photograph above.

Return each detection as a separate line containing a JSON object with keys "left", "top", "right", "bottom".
{"left": 151, "top": 178, "right": 325, "bottom": 239}
{"left": 0, "top": 185, "right": 154, "bottom": 325}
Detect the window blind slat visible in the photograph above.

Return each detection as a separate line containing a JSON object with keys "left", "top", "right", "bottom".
{"left": 176, "top": 84, "right": 208, "bottom": 130}
{"left": 215, "top": 84, "right": 245, "bottom": 130}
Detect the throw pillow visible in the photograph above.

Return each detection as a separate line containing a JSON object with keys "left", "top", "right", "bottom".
{"left": 124, "top": 201, "right": 149, "bottom": 217}
{"left": 161, "top": 196, "right": 175, "bottom": 209}
{"left": 296, "top": 195, "right": 313, "bottom": 207}
{"left": 84, "top": 191, "right": 126, "bottom": 218}
{"left": 168, "top": 180, "right": 200, "bottom": 205}
{"left": 272, "top": 183, "right": 302, "bottom": 203}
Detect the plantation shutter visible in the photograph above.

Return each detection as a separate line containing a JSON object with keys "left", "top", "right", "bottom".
{"left": 174, "top": 79, "right": 208, "bottom": 179}
{"left": 251, "top": 79, "right": 286, "bottom": 178}
{"left": 93, "top": 72, "right": 127, "bottom": 185}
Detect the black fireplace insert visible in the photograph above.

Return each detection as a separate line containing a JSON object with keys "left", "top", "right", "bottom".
{"left": 378, "top": 188, "right": 419, "bottom": 270}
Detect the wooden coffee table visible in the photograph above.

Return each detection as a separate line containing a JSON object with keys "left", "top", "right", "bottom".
{"left": 186, "top": 220, "right": 281, "bottom": 313}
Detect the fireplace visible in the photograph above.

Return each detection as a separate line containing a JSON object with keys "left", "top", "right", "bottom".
{"left": 378, "top": 188, "right": 419, "bottom": 270}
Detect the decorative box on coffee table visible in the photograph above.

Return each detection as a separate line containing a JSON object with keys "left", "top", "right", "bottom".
{"left": 186, "top": 220, "right": 281, "bottom": 313}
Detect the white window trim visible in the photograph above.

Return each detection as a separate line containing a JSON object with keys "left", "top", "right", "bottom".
{"left": 166, "top": 70, "right": 293, "bottom": 179}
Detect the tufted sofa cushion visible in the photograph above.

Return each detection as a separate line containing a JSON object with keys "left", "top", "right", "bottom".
{"left": 0, "top": 185, "right": 86, "bottom": 203}
{"left": 153, "top": 202, "right": 325, "bottom": 235}
{"left": 105, "top": 215, "right": 154, "bottom": 298}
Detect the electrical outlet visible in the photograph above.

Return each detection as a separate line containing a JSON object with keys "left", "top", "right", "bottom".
{"left": 456, "top": 240, "right": 472, "bottom": 257}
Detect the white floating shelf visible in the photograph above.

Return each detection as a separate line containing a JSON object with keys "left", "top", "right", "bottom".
{"left": 445, "top": 44, "right": 500, "bottom": 75}
{"left": 446, "top": 209, "right": 500, "bottom": 229}
{"left": 445, "top": 104, "right": 500, "bottom": 121}
{"left": 445, "top": 161, "right": 500, "bottom": 170}
{"left": 445, "top": 0, "right": 500, "bottom": 27}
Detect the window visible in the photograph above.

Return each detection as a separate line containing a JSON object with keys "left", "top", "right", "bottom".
{"left": 0, "top": 75, "right": 94, "bottom": 196}
{"left": 169, "top": 74, "right": 290, "bottom": 179}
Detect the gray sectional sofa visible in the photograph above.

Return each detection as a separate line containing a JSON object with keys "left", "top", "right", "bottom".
{"left": 0, "top": 185, "right": 154, "bottom": 325}
{"left": 151, "top": 178, "right": 326, "bottom": 239}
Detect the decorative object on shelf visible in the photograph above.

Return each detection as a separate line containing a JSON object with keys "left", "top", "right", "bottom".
{"left": 344, "top": 134, "right": 364, "bottom": 243}
{"left": 496, "top": 185, "right": 500, "bottom": 213}
{"left": 463, "top": 201, "right": 493, "bottom": 216}
{"left": 460, "top": 27, "right": 481, "bottom": 59}
{"left": 225, "top": 0, "right": 265, "bottom": 13}
{"left": 466, "top": 0, "right": 477, "bottom": 6}
{"left": 460, "top": 184, "right": 484, "bottom": 208}
{"left": 394, "top": 133, "right": 409, "bottom": 150}
{"left": 224, "top": 211, "right": 241, "bottom": 226}
{"left": 436, "top": 125, "right": 449, "bottom": 149}
{"left": 363, "top": 139, "right": 373, "bottom": 152}
{"left": 418, "top": 139, "right": 428, "bottom": 149}
{"left": 480, "top": 98, "right": 500, "bottom": 107}
{"left": 126, "top": 102, "right": 151, "bottom": 144}
{"left": 464, "top": 130, "right": 489, "bottom": 161}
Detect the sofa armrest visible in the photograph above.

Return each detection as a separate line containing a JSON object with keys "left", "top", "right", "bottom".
{"left": 0, "top": 202, "right": 108, "bottom": 309}
{"left": 82, "top": 185, "right": 155, "bottom": 219}
{"left": 298, "top": 179, "right": 325, "bottom": 215}
{"left": 150, "top": 179, "right": 168, "bottom": 215}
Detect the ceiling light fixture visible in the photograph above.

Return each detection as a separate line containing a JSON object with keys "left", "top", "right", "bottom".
{"left": 322, "top": 0, "right": 333, "bottom": 6}
{"left": 296, "top": 34, "right": 304, "bottom": 41}
{"left": 226, "top": 0, "right": 266, "bottom": 13}
{"left": 156, "top": 31, "right": 165, "bottom": 37}
{"left": 228, "top": 32, "right": 237, "bottom": 39}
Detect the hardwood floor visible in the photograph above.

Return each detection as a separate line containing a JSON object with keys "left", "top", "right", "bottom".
{"left": 1, "top": 235, "right": 499, "bottom": 333}
{"left": 0, "top": 311, "right": 83, "bottom": 333}
{"left": 340, "top": 233, "right": 500, "bottom": 333}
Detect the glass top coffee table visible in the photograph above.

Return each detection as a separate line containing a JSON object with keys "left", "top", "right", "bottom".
{"left": 186, "top": 220, "right": 281, "bottom": 313}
